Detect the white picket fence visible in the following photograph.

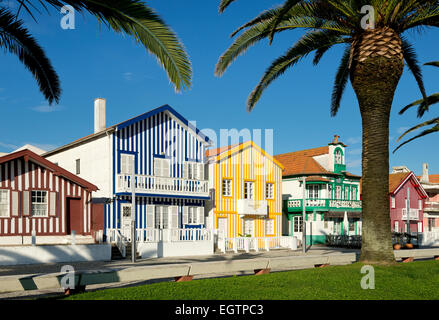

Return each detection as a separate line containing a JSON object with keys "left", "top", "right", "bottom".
{"left": 217, "top": 236, "right": 297, "bottom": 253}
{"left": 107, "top": 228, "right": 213, "bottom": 244}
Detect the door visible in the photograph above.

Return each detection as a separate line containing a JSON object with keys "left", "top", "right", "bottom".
{"left": 292, "top": 216, "right": 303, "bottom": 240}
{"left": 244, "top": 218, "right": 255, "bottom": 237}
{"left": 66, "top": 198, "right": 82, "bottom": 235}
{"left": 217, "top": 217, "right": 227, "bottom": 239}
{"left": 121, "top": 203, "right": 132, "bottom": 238}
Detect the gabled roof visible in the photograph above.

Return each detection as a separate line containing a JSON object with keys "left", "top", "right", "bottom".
{"left": 416, "top": 174, "right": 439, "bottom": 184}
{"left": 206, "top": 141, "right": 284, "bottom": 170}
{"left": 0, "top": 149, "right": 98, "bottom": 192}
{"left": 389, "top": 171, "right": 427, "bottom": 198}
{"left": 274, "top": 146, "right": 331, "bottom": 177}
{"left": 44, "top": 104, "right": 211, "bottom": 157}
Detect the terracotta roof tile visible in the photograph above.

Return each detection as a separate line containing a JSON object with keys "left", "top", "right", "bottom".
{"left": 274, "top": 146, "right": 330, "bottom": 176}
{"left": 205, "top": 143, "right": 242, "bottom": 158}
{"left": 389, "top": 172, "right": 411, "bottom": 193}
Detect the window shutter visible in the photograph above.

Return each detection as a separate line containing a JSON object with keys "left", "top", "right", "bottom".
{"left": 182, "top": 163, "right": 188, "bottom": 179}
{"left": 197, "top": 206, "right": 204, "bottom": 225}
{"left": 11, "top": 191, "right": 19, "bottom": 217}
{"left": 170, "top": 206, "right": 178, "bottom": 229}
{"left": 197, "top": 163, "right": 204, "bottom": 180}
{"left": 146, "top": 205, "right": 155, "bottom": 228}
{"left": 163, "top": 159, "right": 170, "bottom": 177}
{"left": 182, "top": 206, "right": 189, "bottom": 225}
{"left": 22, "top": 191, "right": 30, "bottom": 216}
{"left": 49, "top": 192, "right": 57, "bottom": 216}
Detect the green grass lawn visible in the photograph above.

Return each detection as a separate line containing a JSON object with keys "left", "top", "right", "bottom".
{"left": 62, "top": 260, "right": 439, "bottom": 300}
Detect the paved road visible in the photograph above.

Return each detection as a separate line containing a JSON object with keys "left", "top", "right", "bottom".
{"left": 0, "top": 246, "right": 360, "bottom": 300}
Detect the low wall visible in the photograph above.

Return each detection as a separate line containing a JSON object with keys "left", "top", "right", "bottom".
{"left": 0, "top": 235, "right": 95, "bottom": 246}
{"left": 0, "top": 244, "right": 111, "bottom": 266}
{"left": 137, "top": 241, "right": 214, "bottom": 259}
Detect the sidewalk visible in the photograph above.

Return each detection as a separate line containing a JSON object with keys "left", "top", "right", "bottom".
{"left": 0, "top": 246, "right": 359, "bottom": 300}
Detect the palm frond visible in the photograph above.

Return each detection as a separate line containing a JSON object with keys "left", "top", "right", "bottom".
{"left": 247, "top": 30, "right": 349, "bottom": 111}
{"left": 393, "top": 118, "right": 439, "bottom": 152}
{"left": 0, "top": 8, "right": 61, "bottom": 104}
{"left": 330, "top": 45, "right": 351, "bottom": 116}
{"left": 399, "top": 93, "right": 439, "bottom": 115}
{"left": 219, "top": 0, "right": 239, "bottom": 13}
{"left": 42, "top": 0, "right": 192, "bottom": 92}
{"left": 425, "top": 61, "right": 439, "bottom": 67}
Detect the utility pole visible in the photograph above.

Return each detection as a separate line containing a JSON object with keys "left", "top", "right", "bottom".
{"left": 406, "top": 187, "right": 411, "bottom": 242}
{"left": 131, "top": 158, "right": 136, "bottom": 263}
{"left": 302, "top": 176, "right": 306, "bottom": 253}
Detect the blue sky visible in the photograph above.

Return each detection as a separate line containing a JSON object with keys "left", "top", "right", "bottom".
{"left": 0, "top": 0, "right": 438, "bottom": 176}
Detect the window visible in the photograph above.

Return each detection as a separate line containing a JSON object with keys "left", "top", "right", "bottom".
{"left": 394, "top": 221, "right": 399, "bottom": 232}
{"left": 419, "top": 199, "right": 423, "bottom": 210}
{"left": 335, "top": 186, "right": 342, "bottom": 199}
{"left": 121, "top": 153, "right": 135, "bottom": 174}
{"left": 222, "top": 179, "right": 232, "bottom": 197}
{"left": 349, "top": 219, "right": 356, "bottom": 232}
{"left": 244, "top": 181, "right": 255, "bottom": 200}
{"left": 188, "top": 207, "right": 198, "bottom": 224}
{"left": 154, "top": 206, "right": 169, "bottom": 229}
{"left": 344, "top": 187, "right": 349, "bottom": 200}
{"left": 335, "top": 149, "right": 342, "bottom": 164}
{"left": 0, "top": 190, "right": 9, "bottom": 217}
{"left": 31, "top": 190, "right": 48, "bottom": 217}
{"left": 75, "top": 159, "right": 80, "bottom": 175}
{"left": 293, "top": 216, "right": 303, "bottom": 233}
{"left": 266, "top": 219, "right": 274, "bottom": 235}
{"left": 244, "top": 219, "right": 254, "bottom": 236}
{"left": 352, "top": 187, "right": 357, "bottom": 200}
{"left": 154, "top": 158, "right": 170, "bottom": 177}
{"left": 307, "top": 185, "right": 319, "bottom": 199}
{"left": 428, "top": 218, "right": 434, "bottom": 232}
{"left": 391, "top": 196, "right": 396, "bottom": 208}
{"left": 184, "top": 162, "right": 204, "bottom": 180}
{"left": 266, "top": 183, "right": 274, "bottom": 199}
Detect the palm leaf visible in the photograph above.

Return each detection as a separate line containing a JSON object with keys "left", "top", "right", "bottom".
{"left": 219, "top": 0, "right": 239, "bottom": 13}
{"left": 0, "top": 8, "right": 61, "bottom": 104}
{"left": 425, "top": 61, "right": 439, "bottom": 67}
{"left": 330, "top": 45, "right": 351, "bottom": 116}
{"left": 393, "top": 118, "right": 439, "bottom": 152}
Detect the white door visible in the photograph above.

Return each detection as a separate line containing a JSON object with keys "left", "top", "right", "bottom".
{"left": 121, "top": 203, "right": 132, "bottom": 239}
{"left": 217, "top": 217, "right": 227, "bottom": 239}
{"left": 292, "top": 216, "right": 303, "bottom": 240}
{"left": 244, "top": 218, "right": 255, "bottom": 237}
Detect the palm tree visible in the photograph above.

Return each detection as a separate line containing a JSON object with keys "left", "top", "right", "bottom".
{"left": 1, "top": 0, "right": 192, "bottom": 104}
{"left": 394, "top": 61, "right": 439, "bottom": 152}
{"left": 216, "top": 0, "right": 439, "bottom": 263}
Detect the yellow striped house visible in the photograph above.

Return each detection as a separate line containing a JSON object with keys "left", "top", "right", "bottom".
{"left": 205, "top": 141, "right": 284, "bottom": 245}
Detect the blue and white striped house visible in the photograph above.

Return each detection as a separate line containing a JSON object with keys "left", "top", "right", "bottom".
{"left": 44, "top": 99, "right": 213, "bottom": 258}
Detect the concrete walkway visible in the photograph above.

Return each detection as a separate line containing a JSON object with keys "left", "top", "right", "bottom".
{"left": 0, "top": 246, "right": 359, "bottom": 300}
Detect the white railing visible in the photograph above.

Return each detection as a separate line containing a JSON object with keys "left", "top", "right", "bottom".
{"left": 109, "top": 228, "right": 213, "bottom": 243}
{"left": 116, "top": 174, "right": 209, "bottom": 196}
{"left": 420, "top": 231, "right": 439, "bottom": 247}
{"left": 218, "top": 236, "right": 297, "bottom": 253}
{"left": 424, "top": 202, "right": 439, "bottom": 212}
{"left": 237, "top": 199, "right": 268, "bottom": 216}
{"left": 328, "top": 199, "right": 362, "bottom": 209}
{"left": 402, "top": 208, "right": 419, "bottom": 220}
{"left": 107, "top": 229, "right": 127, "bottom": 257}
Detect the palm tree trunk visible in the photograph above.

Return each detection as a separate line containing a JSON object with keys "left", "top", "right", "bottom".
{"left": 350, "top": 28, "right": 404, "bottom": 263}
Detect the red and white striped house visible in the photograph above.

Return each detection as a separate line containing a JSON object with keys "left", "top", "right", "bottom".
{"left": 0, "top": 149, "right": 98, "bottom": 245}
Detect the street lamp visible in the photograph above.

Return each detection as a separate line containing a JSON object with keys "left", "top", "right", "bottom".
{"left": 131, "top": 158, "right": 136, "bottom": 263}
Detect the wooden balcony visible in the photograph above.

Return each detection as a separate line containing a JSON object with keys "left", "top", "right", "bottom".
{"left": 402, "top": 208, "right": 420, "bottom": 220}
{"left": 116, "top": 174, "right": 209, "bottom": 197}
{"left": 286, "top": 198, "right": 362, "bottom": 212}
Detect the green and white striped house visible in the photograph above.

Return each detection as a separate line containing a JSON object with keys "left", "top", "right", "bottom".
{"left": 274, "top": 136, "right": 362, "bottom": 245}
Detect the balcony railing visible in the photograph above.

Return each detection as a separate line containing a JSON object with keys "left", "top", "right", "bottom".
{"left": 402, "top": 208, "right": 420, "bottom": 220}
{"left": 116, "top": 174, "right": 209, "bottom": 197}
{"left": 424, "top": 202, "right": 439, "bottom": 212}
{"left": 237, "top": 199, "right": 268, "bottom": 216}
{"left": 286, "top": 198, "right": 362, "bottom": 212}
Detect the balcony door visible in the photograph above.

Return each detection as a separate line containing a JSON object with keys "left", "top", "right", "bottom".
{"left": 292, "top": 216, "right": 303, "bottom": 239}
{"left": 244, "top": 218, "right": 255, "bottom": 237}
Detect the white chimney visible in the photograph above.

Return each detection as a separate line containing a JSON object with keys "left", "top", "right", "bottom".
{"left": 421, "top": 163, "right": 429, "bottom": 183}
{"left": 94, "top": 98, "right": 106, "bottom": 133}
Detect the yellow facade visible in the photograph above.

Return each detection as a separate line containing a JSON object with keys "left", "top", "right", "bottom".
{"left": 208, "top": 141, "right": 284, "bottom": 239}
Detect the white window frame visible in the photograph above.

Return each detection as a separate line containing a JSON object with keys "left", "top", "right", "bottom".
{"left": 244, "top": 218, "right": 255, "bottom": 237}
{"left": 335, "top": 149, "right": 342, "bottom": 164}
{"left": 31, "top": 190, "right": 48, "bottom": 217}
{"left": 419, "top": 199, "right": 423, "bottom": 210}
{"left": 0, "top": 189, "right": 10, "bottom": 218}
{"left": 266, "top": 183, "right": 274, "bottom": 200}
{"left": 307, "top": 184, "right": 319, "bottom": 199}
{"left": 154, "top": 205, "right": 169, "bottom": 229}
{"left": 154, "top": 158, "right": 171, "bottom": 177}
{"left": 121, "top": 153, "right": 135, "bottom": 175}
{"left": 344, "top": 187, "right": 349, "bottom": 200}
{"left": 188, "top": 207, "right": 197, "bottom": 224}
{"left": 352, "top": 187, "right": 357, "bottom": 201}
{"left": 394, "top": 220, "right": 399, "bottom": 232}
{"left": 266, "top": 219, "right": 274, "bottom": 235}
{"left": 244, "top": 181, "right": 255, "bottom": 200}
{"left": 293, "top": 216, "right": 303, "bottom": 233}
{"left": 335, "top": 186, "right": 342, "bottom": 200}
{"left": 222, "top": 179, "right": 232, "bottom": 197}
{"left": 391, "top": 196, "right": 396, "bottom": 209}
